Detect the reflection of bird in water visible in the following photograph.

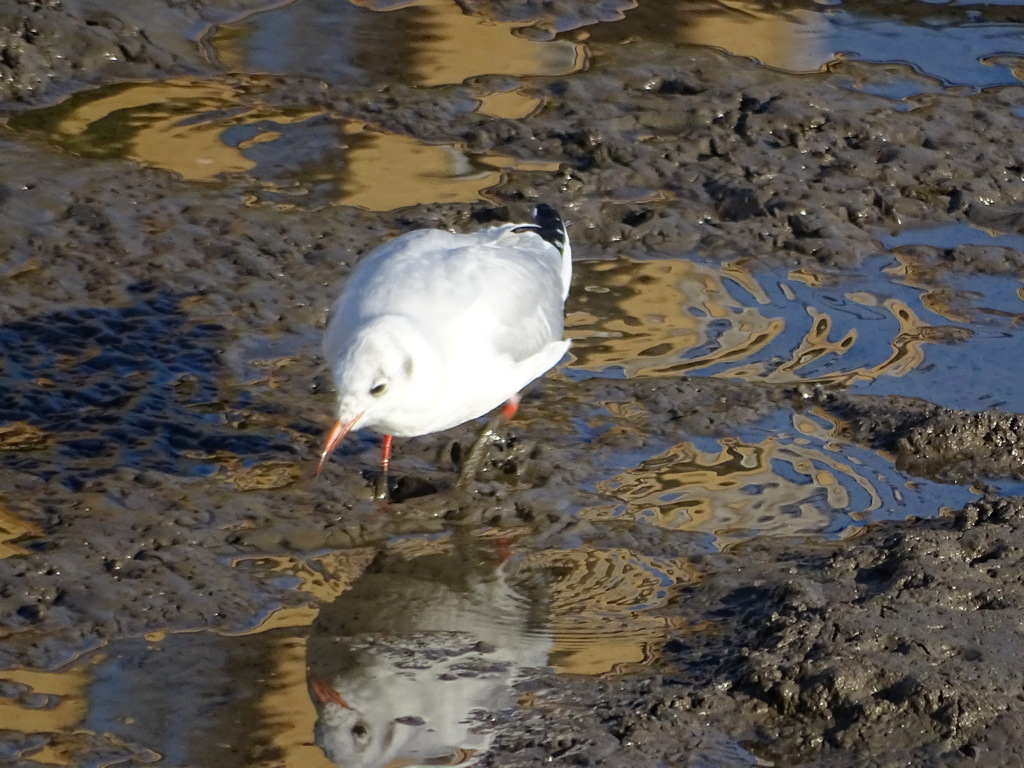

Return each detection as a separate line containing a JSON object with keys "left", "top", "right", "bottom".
{"left": 317, "top": 204, "right": 571, "bottom": 498}
{"left": 306, "top": 542, "right": 551, "bottom": 768}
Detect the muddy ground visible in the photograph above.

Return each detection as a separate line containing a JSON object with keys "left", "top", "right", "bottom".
{"left": 2, "top": 0, "right": 1024, "bottom": 765}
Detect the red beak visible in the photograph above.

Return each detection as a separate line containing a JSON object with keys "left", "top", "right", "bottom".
{"left": 307, "top": 672, "right": 350, "bottom": 709}
{"left": 315, "top": 412, "right": 364, "bottom": 475}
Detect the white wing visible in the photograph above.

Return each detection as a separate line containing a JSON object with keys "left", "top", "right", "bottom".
{"left": 326, "top": 226, "right": 566, "bottom": 366}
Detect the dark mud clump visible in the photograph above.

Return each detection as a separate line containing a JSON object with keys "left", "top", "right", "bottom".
{"left": 809, "top": 388, "right": 1024, "bottom": 484}
{"left": 0, "top": 0, "right": 213, "bottom": 104}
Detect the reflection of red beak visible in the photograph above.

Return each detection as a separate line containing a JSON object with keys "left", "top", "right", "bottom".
{"left": 307, "top": 672, "right": 351, "bottom": 709}
{"left": 315, "top": 412, "right": 363, "bottom": 475}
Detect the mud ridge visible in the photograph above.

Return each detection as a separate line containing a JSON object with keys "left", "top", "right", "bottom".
{"left": 810, "top": 388, "right": 1024, "bottom": 484}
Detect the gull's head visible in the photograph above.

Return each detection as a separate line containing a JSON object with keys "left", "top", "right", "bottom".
{"left": 309, "top": 673, "right": 402, "bottom": 768}
{"left": 317, "top": 316, "right": 429, "bottom": 473}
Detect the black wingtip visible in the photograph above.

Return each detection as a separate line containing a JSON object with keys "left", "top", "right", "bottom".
{"left": 532, "top": 204, "right": 567, "bottom": 254}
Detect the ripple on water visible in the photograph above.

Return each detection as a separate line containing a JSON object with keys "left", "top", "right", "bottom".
{"left": 566, "top": 253, "right": 1024, "bottom": 405}
{"left": 520, "top": 546, "right": 696, "bottom": 675}
{"left": 0, "top": 535, "right": 701, "bottom": 767}
{"left": 563, "top": 249, "right": 1012, "bottom": 544}
{"left": 566, "top": 256, "right": 959, "bottom": 386}
{"left": 580, "top": 408, "right": 977, "bottom": 550}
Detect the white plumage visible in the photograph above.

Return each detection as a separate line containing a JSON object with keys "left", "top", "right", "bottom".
{"left": 306, "top": 546, "right": 551, "bottom": 768}
{"left": 318, "top": 204, "right": 571, "bottom": 494}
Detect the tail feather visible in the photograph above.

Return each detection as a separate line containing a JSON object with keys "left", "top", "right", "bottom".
{"left": 511, "top": 204, "right": 571, "bottom": 298}
{"left": 532, "top": 204, "right": 568, "bottom": 256}
{"left": 532, "top": 203, "right": 571, "bottom": 300}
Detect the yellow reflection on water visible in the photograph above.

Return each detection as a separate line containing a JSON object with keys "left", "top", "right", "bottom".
{"left": 252, "top": 635, "right": 334, "bottom": 768}
{"left": 521, "top": 547, "right": 696, "bottom": 676}
{"left": 888, "top": 251, "right": 1024, "bottom": 325}
{"left": 7, "top": 78, "right": 317, "bottom": 180}
{"left": 228, "top": 549, "right": 378, "bottom": 633}
{"left": 0, "top": 660, "right": 166, "bottom": 767}
{"left": 474, "top": 90, "right": 544, "bottom": 119}
{"left": 588, "top": 0, "right": 831, "bottom": 74}
{"left": 583, "top": 411, "right": 878, "bottom": 549}
{"left": 568, "top": 257, "right": 938, "bottom": 385}
{"left": 0, "top": 421, "right": 51, "bottom": 451}
{"left": 0, "top": 665, "right": 91, "bottom": 739}
{"left": 0, "top": 503, "right": 42, "bottom": 558}
{"left": 568, "top": 258, "right": 782, "bottom": 378}
{"left": 339, "top": 126, "right": 560, "bottom": 210}
{"left": 685, "top": 1, "right": 832, "bottom": 73}
{"left": 7, "top": 77, "right": 557, "bottom": 209}
{"left": 212, "top": 0, "right": 584, "bottom": 87}
{"left": 388, "top": 0, "right": 584, "bottom": 86}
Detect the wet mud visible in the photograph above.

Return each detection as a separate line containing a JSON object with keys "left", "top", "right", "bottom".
{"left": 481, "top": 494, "right": 1024, "bottom": 767}
{"left": 2, "top": 0, "right": 1024, "bottom": 765}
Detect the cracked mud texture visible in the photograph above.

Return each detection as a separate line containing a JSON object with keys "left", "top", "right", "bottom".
{"left": 2, "top": 0, "right": 1024, "bottom": 765}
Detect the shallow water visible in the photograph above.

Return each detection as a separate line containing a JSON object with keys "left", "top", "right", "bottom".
{"left": 580, "top": 407, "right": 977, "bottom": 548}
{"left": 568, "top": 243, "right": 1024, "bottom": 410}
{"left": 6, "top": 77, "right": 560, "bottom": 209}
{"left": 1, "top": 536, "right": 692, "bottom": 766}
{"left": 208, "top": 0, "right": 586, "bottom": 87}
{"left": 11, "top": 1, "right": 1024, "bottom": 206}
{"left": 3, "top": 0, "right": 1024, "bottom": 765}
{"left": 587, "top": 0, "right": 1024, "bottom": 90}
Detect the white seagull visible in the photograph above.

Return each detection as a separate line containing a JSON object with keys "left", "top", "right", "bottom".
{"left": 317, "top": 204, "right": 571, "bottom": 497}
{"left": 305, "top": 544, "right": 551, "bottom": 767}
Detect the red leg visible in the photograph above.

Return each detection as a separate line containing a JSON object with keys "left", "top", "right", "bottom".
{"left": 495, "top": 536, "right": 513, "bottom": 563}
{"left": 372, "top": 434, "right": 394, "bottom": 501}
{"left": 501, "top": 393, "right": 521, "bottom": 420}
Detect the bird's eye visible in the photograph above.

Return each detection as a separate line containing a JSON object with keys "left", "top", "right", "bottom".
{"left": 352, "top": 721, "right": 370, "bottom": 743}
{"left": 370, "top": 382, "right": 387, "bottom": 397}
